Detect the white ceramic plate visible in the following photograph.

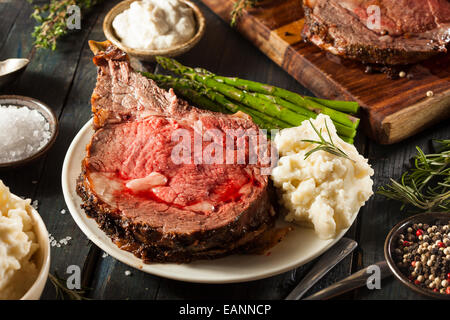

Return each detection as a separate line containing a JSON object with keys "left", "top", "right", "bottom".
{"left": 62, "top": 120, "right": 354, "bottom": 284}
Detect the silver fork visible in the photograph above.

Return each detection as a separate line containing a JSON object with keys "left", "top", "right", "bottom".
{"left": 285, "top": 237, "right": 358, "bottom": 300}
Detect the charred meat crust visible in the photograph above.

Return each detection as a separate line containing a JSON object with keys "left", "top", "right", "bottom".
{"left": 302, "top": 2, "right": 449, "bottom": 65}
{"left": 76, "top": 172, "right": 276, "bottom": 263}
{"left": 78, "top": 44, "right": 279, "bottom": 264}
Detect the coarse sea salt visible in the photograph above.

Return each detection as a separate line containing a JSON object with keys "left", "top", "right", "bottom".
{"left": 31, "top": 200, "right": 39, "bottom": 210}
{"left": 49, "top": 234, "right": 72, "bottom": 248}
{"left": 0, "top": 105, "right": 51, "bottom": 163}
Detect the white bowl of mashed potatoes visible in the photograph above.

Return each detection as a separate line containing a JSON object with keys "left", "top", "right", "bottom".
{"left": 271, "top": 115, "right": 374, "bottom": 240}
{"left": 103, "top": 0, "right": 206, "bottom": 61}
{"left": 0, "top": 180, "right": 50, "bottom": 300}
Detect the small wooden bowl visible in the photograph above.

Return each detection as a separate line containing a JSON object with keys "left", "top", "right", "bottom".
{"left": 103, "top": 0, "right": 206, "bottom": 61}
{"left": 0, "top": 95, "right": 58, "bottom": 168}
{"left": 0, "top": 58, "right": 29, "bottom": 89}
{"left": 384, "top": 212, "right": 450, "bottom": 300}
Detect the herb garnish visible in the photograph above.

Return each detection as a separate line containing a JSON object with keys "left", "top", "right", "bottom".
{"left": 230, "top": 0, "right": 262, "bottom": 27}
{"left": 378, "top": 139, "right": 450, "bottom": 212}
{"left": 302, "top": 120, "right": 353, "bottom": 161}
{"left": 28, "top": 0, "right": 103, "bottom": 51}
{"left": 49, "top": 272, "right": 91, "bottom": 300}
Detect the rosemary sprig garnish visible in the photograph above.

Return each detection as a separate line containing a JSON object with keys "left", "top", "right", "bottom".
{"left": 230, "top": 0, "right": 263, "bottom": 27}
{"left": 302, "top": 120, "right": 353, "bottom": 161}
{"left": 378, "top": 139, "right": 450, "bottom": 213}
{"left": 49, "top": 272, "right": 91, "bottom": 300}
{"left": 28, "top": 0, "right": 103, "bottom": 50}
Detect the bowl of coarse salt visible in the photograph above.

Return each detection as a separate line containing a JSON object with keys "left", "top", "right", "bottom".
{"left": 0, "top": 95, "right": 58, "bottom": 168}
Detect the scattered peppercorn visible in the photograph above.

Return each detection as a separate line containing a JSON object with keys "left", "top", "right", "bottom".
{"left": 393, "top": 220, "right": 450, "bottom": 295}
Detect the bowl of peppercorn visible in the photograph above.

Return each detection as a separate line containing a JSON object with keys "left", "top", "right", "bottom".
{"left": 385, "top": 212, "right": 450, "bottom": 299}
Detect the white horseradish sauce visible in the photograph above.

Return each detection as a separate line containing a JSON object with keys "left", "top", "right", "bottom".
{"left": 112, "top": 0, "right": 196, "bottom": 50}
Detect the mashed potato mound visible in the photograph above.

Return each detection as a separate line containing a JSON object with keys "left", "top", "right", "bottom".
{"left": 0, "top": 180, "right": 39, "bottom": 300}
{"left": 271, "top": 115, "right": 374, "bottom": 239}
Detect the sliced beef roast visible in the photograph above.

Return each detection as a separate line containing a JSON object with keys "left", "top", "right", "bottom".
{"left": 77, "top": 43, "right": 276, "bottom": 263}
{"left": 303, "top": 0, "right": 450, "bottom": 65}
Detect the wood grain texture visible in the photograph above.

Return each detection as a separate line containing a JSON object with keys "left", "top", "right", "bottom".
{"left": 85, "top": 0, "right": 363, "bottom": 300}
{"left": 355, "top": 120, "right": 450, "bottom": 300}
{"left": 0, "top": 0, "right": 24, "bottom": 54}
{"left": 1, "top": 0, "right": 447, "bottom": 301}
{"left": 200, "top": 0, "right": 450, "bottom": 144}
{"left": 0, "top": 0, "right": 107, "bottom": 299}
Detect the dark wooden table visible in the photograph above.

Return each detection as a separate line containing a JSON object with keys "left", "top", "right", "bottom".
{"left": 1, "top": 0, "right": 449, "bottom": 300}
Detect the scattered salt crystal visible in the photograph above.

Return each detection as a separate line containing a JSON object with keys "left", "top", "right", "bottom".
{"left": 102, "top": 252, "right": 109, "bottom": 258}
{"left": 31, "top": 200, "right": 39, "bottom": 210}
{"left": 0, "top": 105, "right": 52, "bottom": 163}
{"left": 31, "top": 180, "right": 38, "bottom": 184}
{"left": 60, "top": 209, "right": 66, "bottom": 214}
{"left": 124, "top": 270, "right": 132, "bottom": 276}
{"left": 49, "top": 235, "right": 72, "bottom": 247}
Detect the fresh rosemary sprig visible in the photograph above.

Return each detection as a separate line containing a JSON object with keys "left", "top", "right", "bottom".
{"left": 378, "top": 139, "right": 450, "bottom": 213}
{"left": 302, "top": 120, "right": 353, "bottom": 161}
{"left": 49, "top": 272, "right": 91, "bottom": 300}
{"left": 230, "top": 0, "right": 263, "bottom": 27}
{"left": 28, "top": 0, "right": 103, "bottom": 50}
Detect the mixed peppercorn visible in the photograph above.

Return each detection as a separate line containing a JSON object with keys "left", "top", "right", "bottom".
{"left": 393, "top": 221, "right": 450, "bottom": 295}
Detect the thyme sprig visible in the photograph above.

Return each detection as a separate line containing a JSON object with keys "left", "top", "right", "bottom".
{"left": 49, "top": 272, "right": 91, "bottom": 300}
{"left": 230, "top": 0, "right": 263, "bottom": 27}
{"left": 28, "top": 0, "right": 103, "bottom": 50}
{"left": 302, "top": 120, "right": 353, "bottom": 161}
{"left": 378, "top": 139, "right": 450, "bottom": 213}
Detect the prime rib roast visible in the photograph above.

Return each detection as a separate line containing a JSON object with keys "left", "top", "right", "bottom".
{"left": 76, "top": 42, "right": 277, "bottom": 263}
{"left": 303, "top": 0, "right": 450, "bottom": 65}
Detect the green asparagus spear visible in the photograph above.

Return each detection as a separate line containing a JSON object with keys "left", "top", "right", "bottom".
{"left": 252, "top": 92, "right": 317, "bottom": 118}
{"left": 304, "top": 96, "right": 360, "bottom": 114}
{"left": 212, "top": 76, "right": 360, "bottom": 128}
{"left": 142, "top": 72, "right": 228, "bottom": 113}
{"left": 143, "top": 72, "right": 286, "bottom": 130}
{"left": 155, "top": 57, "right": 356, "bottom": 139}
{"left": 182, "top": 68, "right": 359, "bottom": 116}
{"left": 143, "top": 72, "right": 355, "bottom": 143}
{"left": 200, "top": 87, "right": 291, "bottom": 129}
{"left": 252, "top": 92, "right": 356, "bottom": 138}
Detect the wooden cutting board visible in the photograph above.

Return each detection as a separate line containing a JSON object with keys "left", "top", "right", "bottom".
{"left": 199, "top": 0, "right": 450, "bottom": 144}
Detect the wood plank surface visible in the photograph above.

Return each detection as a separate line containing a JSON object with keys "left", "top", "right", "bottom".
{"left": 0, "top": 0, "right": 113, "bottom": 298}
{"left": 199, "top": 0, "right": 450, "bottom": 145}
{"left": 0, "top": 0, "right": 448, "bottom": 301}
{"left": 85, "top": 1, "right": 358, "bottom": 299}
{"left": 354, "top": 120, "right": 450, "bottom": 300}
{"left": 0, "top": 0, "right": 24, "bottom": 54}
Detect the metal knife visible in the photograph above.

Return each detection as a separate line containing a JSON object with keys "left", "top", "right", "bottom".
{"left": 285, "top": 237, "right": 358, "bottom": 300}
{"left": 303, "top": 260, "right": 392, "bottom": 300}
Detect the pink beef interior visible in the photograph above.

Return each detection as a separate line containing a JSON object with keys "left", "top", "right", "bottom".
{"left": 336, "top": 0, "right": 450, "bottom": 35}
{"left": 303, "top": 0, "right": 450, "bottom": 64}
{"left": 84, "top": 115, "right": 267, "bottom": 234}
